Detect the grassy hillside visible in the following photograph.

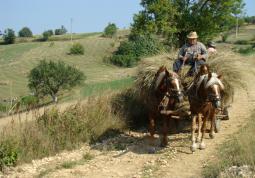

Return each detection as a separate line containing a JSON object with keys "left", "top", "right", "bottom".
{"left": 0, "top": 30, "right": 133, "bottom": 102}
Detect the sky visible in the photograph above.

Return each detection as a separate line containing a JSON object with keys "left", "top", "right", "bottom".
{"left": 1, "top": 0, "right": 254, "bottom": 35}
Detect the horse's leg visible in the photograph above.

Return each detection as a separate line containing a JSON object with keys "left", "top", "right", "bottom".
{"left": 149, "top": 113, "right": 155, "bottom": 138}
{"left": 197, "top": 113, "right": 203, "bottom": 143}
{"left": 191, "top": 115, "right": 198, "bottom": 152}
{"left": 161, "top": 116, "right": 168, "bottom": 147}
{"left": 209, "top": 109, "right": 216, "bottom": 139}
{"left": 199, "top": 116, "right": 207, "bottom": 150}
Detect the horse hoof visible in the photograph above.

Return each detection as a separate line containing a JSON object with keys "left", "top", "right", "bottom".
{"left": 160, "top": 142, "right": 167, "bottom": 147}
{"left": 199, "top": 142, "right": 206, "bottom": 150}
{"left": 209, "top": 133, "right": 215, "bottom": 139}
{"left": 190, "top": 143, "right": 197, "bottom": 152}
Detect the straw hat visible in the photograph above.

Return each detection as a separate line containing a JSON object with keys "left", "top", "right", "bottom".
{"left": 187, "top": 31, "right": 198, "bottom": 39}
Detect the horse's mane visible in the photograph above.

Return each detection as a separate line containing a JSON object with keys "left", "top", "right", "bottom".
{"left": 196, "top": 73, "right": 224, "bottom": 91}
{"left": 154, "top": 66, "right": 178, "bottom": 90}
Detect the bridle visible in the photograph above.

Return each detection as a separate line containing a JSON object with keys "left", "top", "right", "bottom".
{"left": 158, "top": 73, "right": 183, "bottom": 111}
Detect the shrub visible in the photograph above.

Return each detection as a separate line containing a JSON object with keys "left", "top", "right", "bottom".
{"left": 55, "top": 25, "right": 67, "bottom": 35}
{"left": 234, "top": 40, "right": 249, "bottom": 45}
{"left": 3, "top": 28, "right": 16, "bottom": 44}
{"left": 28, "top": 60, "right": 85, "bottom": 103}
{"left": 103, "top": 23, "right": 117, "bottom": 38}
{"left": 69, "top": 43, "right": 85, "bottom": 55}
{"left": 238, "top": 46, "right": 254, "bottom": 55}
{"left": 0, "top": 95, "right": 125, "bottom": 165}
{"left": 42, "top": 30, "right": 52, "bottom": 41}
{"left": 0, "top": 139, "right": 18, "bottom": 171}
{"left": 110, "top": 35, "right": 163, "bottom": 67}
{"left": 18, "top": 27, "right": 33, "bottom": 37}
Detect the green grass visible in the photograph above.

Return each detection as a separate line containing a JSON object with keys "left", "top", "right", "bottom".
{"left": 0, "top": 43, "right": 39, "bottom": 64}
{"left": 80, "top": 77, "right": 134, "bottom": 97}
{"left": 202, "top": 111, "right": 255, "bottom": 178}
{"left": 227, "top": 25, "right": 255, "bottom": 44}
{"left": 0, "top": 32, "right": 131, "bottom": 100}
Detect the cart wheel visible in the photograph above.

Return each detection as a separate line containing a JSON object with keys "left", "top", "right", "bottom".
{"left": 215, "top": 118, "right": 221, "bottom": 133}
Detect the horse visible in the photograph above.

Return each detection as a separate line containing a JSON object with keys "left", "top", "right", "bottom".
{"left": 187, "top": 65, "right": 224, "bottom": 152}
{"left": 148, "top": 66, "right": 184, "bottom": 147}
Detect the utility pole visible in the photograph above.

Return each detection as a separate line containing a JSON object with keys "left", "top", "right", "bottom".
{"left": 235, "top": 16, "right": 239, "bottom": 38}
{"left": 70, "top": 18, "right": 73, "bottom": 44}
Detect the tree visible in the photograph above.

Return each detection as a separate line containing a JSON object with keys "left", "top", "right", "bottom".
{"left": 131, "top": 0, "right": 245, "bottom": 47}
{"left": 55, "top": 25, "right": 67, "bottom": 35}
{"left": 18, "top": 27, "right": 33, "bottom": 37}
{"left": 103, "top": 23, "right": 118, "bottom": 37}
{"left": 3, "top": 28, "right": 16, "bottom": 44}
{"left": 28, "top": 60, "right": 85, "bottom": 102}
{"left": 42, "top": 30, "right": 53, "bottom": 41}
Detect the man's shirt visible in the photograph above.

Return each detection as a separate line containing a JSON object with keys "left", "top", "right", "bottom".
{"left": 178, "top": 42, "right": 208, "bottom": 61}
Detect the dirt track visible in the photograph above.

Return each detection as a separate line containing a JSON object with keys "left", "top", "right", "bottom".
{"left": 2, "top": 55, "right": 255, "bottom": 178}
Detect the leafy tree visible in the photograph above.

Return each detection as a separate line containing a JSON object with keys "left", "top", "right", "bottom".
{"left": 47, "top": 29, "right": 54, "bottom": 36}
{"left": 18, "top": 27, "right": 33, "bottom": 37}
{"left": 103, "top": 23, "right": 118, "bottom": 37}
{"left": 3, "top": 28, "right": 16, "bottom": 44}
{"left": 28, "top": 60, "right": 85, "bottom": 102}
{"left": 55, "top": 25, "right": 67, "bottom": 35}
{"left": 42, "top": 30, "right": 53, "bottom": 41}
{"left": 131, "top": 0, "right": 245, "bottom": 47}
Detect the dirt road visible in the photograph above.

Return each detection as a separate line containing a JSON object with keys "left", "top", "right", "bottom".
{"left": 2, "top": 55, "right": 255, "bottom": 178}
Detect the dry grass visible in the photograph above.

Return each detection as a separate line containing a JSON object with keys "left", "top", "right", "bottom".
{"left": 0, "top": 94, "right": 125, "bottom": 166}
{"left": 203, "top": 111, "right": 255, "bottom": 178}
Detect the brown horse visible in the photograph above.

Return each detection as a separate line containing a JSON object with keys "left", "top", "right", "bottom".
{"left": 149, "top": 66, "right": 183, "bottom": 147}
{"left": 187, "top": 65, "right": 224, "bottom": 152}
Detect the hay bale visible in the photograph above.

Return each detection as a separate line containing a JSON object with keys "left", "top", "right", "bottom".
{"left": 134, "top": 55, "right": 172, "bottom": 99}
{"left": 207, "top": 51, "right": 244, "bottom": 105}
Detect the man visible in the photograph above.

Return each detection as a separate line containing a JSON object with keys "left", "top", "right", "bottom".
{"left": 207, "top": 41, "right": 217, "bottom": 55}
{"left": 173, "top": 31, "right": 208, "bottom": 76}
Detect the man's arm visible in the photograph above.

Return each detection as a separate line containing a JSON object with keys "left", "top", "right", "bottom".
{"left": 198, "top": 42, "right": 208, "bottom": 61}
{"left": 178, "top": 45, "right": 188, "bottom": 61}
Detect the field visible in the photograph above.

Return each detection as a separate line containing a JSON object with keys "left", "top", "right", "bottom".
{"left": 0, "top": 30, "right": 134, "bottom": 102}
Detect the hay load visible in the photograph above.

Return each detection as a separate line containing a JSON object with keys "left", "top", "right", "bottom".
{"left": 133, "top": 50, "right": 243, "bottom": 110}
{"left": 206, "top": 51, "right": 244, "bottom": 106}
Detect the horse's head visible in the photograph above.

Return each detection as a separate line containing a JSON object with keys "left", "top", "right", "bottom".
{"left": 155, "top": 66, "right": 183, "bottom": 103}
{"left": 204, "top": 73, "right": 224, "bottom": 109}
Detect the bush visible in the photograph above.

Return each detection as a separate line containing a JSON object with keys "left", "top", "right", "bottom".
{"left": 110, "top": 35, "right": 163, "bottom": 67}
{"left": 18, "top": 27, "right": 33, "bottom": 37}
{"left": 0, "top": 140, "right": 18, "bottom": 171}
{"left": 0, "top": 95, "right": 125, "bottom": 165}
{"left": 28, "top": 60, "right": 85, "bottom": 102}
{"left": 103, "top": 23, "right": 117, "bottom": 38}
{"left": 110, "top": 54, "right": 138, "bottom": 67}
{"left": 234, "top": 40, "right": 249, "bottom": 45}
{"left": 238, "top": 46, "right": 255, "bottom": 55}
{"left": 3, "top": 29, "right": 16, "bottom": 44}
{"left": 69, "top": 43, "right": 85, "bottom": 55}
{"left": 55, "top": 25, "right": 67, "bottom": 35}
{"left": 42, "top": 30, "right": 53, "bottom": 41}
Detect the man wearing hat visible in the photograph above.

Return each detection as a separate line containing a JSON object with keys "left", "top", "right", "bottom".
{"left": 173, "top": 31, "right": 208, "bottom": 76}
{"left": 207, "top": 41, "right": 217, "bottom": 55}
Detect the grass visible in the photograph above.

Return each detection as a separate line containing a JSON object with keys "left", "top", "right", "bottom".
{"left": 80, "top": 77, "right": 134, "bottom": 97}
{"left": 0, "top": 94, "right": 125, "bottom": 166}
{"left": 37, "top": 153, "right": 94, "bottom": 177}
{"left": 59, "top": 153, "right": 94, "bottom": 169}
{"left": 0, "top": 31, "right": 132, "bottom": 100}
{"left": 202, "top": 111, "right": 255, "bottom": 178}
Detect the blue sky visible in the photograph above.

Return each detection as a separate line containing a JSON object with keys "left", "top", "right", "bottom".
{"left": 1, "top": 0, "right": 254, "bottom": 35}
